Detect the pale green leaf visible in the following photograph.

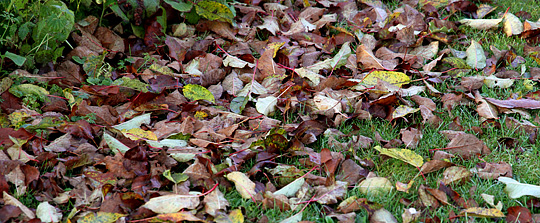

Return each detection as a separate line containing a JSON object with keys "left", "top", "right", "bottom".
{"left": 4, "top": 52, "right": 26, "bottom": 66}
{"left": 498, "top": 177, "right": 540, "bottom": 199}
{"left": 274, "top": 178, "right": 305, "bottom": 197}
{"left": 113, "top": 113, "right": 151, "bottom": 131}
{"left": 466, "top": 39, "right": 486, "bottom": 69}
{"left": 256, "top": 96, "right": 278, "bottom": 116}
{"left": 36, "top": 202, "right": 62, "bottom": 223}
{"left": 103, "top": 132, "right": 130, "bottom": 154}
{"left": 164, "top": 0, "right": 193, "bottom": 12}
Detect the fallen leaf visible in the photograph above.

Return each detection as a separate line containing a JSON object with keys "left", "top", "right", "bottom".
{"left": 226, "top": 171, "right": 256, "bottom": 199}
{"left": 374, "top": 146, "right": 423, "bottom": 167}
{"left": 460, "top": 207, "right": 505, "bottom": 218}
{"left": 142, "top": 194, "right": 200, "bottom": 214}
{"left": 78, "top": 212, "right": 127, "bottom": 223}
{"left": 470, "top": 162, "right": 512, "bottom": 180}
{"left": 183, "top": 84, "right": 216, "bottom": 103}
{"left": 499, "top": 177, "right": 540, "bottom": 199}
{"left": 466, "top": 39, "right": 487, "bottom": 69}
{"left": 441, "top": 166, "right": 471, "bottom": 185}
{"left": 504, "top": 13, "right": 523, "bottom": 36}
{"left": 459, "top": 18, "right": 502, "bottom": 30}
{"left": 506, "top": 206, "right": 532, "bottom": 223}
{"left": 357, "top": 177, "right": 393, "bottom": 196}
{"left": 36, "top": 201, "right": 62, "bottom": 223}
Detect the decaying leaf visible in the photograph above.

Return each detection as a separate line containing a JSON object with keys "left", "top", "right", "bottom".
{"left": 142, "top": 194, "right": 200, "bottom": 214}
{"left": 503, "top": 13, "right": 523, "bottom": 36}
{"left": 460, "top": 207, "right": 505, "bottom": 218}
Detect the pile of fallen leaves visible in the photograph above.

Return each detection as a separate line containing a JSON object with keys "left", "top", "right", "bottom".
{"left": 3, "top": 0, "right": 540, "bottom": 222}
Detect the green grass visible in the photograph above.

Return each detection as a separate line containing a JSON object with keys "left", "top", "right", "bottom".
{"left": 221, "top": 0, "right": 540, "bottom": 221}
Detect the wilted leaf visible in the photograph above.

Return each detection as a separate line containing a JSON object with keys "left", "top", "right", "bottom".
{"left": 226, "top": 171, "right": 256, "bottom": 199}
{"left": 183, "top": 84, "right": 216, "bottom": 103}
{"left": 374, "top": 146, "right": 423, "bottom": 167}
{"left": 460, "top": 207, "right": 505, "bottom": 218}
{"left": 499, "top": 177, "right": 540, "bottom": 199}
{"left": 392, "top": 105, "right": 420, "bottom": 120}
{"left": 503, "top": 13, "right": 523, "bottom": 36}
{"left": 466, "top": 39, "right": 486, "bottom": 69}
{"left": 142, "top": 194, "right": 200, "bottom": 214}
{"left": 477, "top": 4, "right": 497, "bottom": 19}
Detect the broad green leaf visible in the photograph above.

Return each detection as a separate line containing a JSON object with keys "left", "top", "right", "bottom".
{"left": 361, "top": 71, "right": 410, "bottom": 87}
{"left": 498, "top": 177, "right": 540, "bottom": 199}
{"left": 164, "top": 0, "right": 193, "bottom": 12}
{"left": 230, "top": 96, "right": 248, "bottom": 114}
{"left": 256, "top": 96, "right": 278, "bottom": 116}
{"left": 374, "top": 146, "right": 424, "bottom": 167}
{"left": 9, "top": 84, "right": 49, "bottom": 102}
{"left": 163, "top": 169, "right": 189, "bottom": 184}
{"left": 195, "top": 0, "right": 234, "bottom": 24}
{"left": 103, "top": 132, "right": 130, "bottom": 154}
{"left": 4, "top": 52, "right": 26, "bottom": 66}
{"left": 78, "top": 212, "right": 126, "bottom": 223}
{"left": 183, "top": 84, "right": 215, "bottom": 103}
{"left": 113, "top": 113, "right": 151, "bottom": 131}
{"left": 466, "top": 39, "right": 486, "bottom": 69}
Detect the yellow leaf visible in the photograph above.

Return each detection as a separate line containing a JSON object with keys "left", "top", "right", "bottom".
{"left": 183, "top": 84, "right": 216, "bottom": 103}
{"left": 460, "top": 207, "right": 505, "bottom": 218}
{"left": 195, "top": 0, "right": 234, "bottom": 24}
{"left": 374, "top": 146, "right": 424, "bottom": 167}
{"left": 122, "top": 128, "right": 158, "bottom": 141}
{"left": 78, "top": 212, "right": 126, "bottom": 223}
{"left": 476, "top": 4, "right": 497, "bottom": 19}
{"left": 266, "top": 42, "right": 285, "bottom": 58}
{"left": 361, "top": 71, "right": 410, "bottom": 87}
{"left": 229, "top": 209, "right": 245, "bottom": 223}
{"left": 503, "top": 13, "right": 523, "bottom": 36}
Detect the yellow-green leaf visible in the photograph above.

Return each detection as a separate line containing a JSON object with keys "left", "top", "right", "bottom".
{"left": 503, "top": 12, "right": 523, "bottom": 36}
{"left": 9, "top": 84, "right": 49, "bottom": 101}
{"left": 121, "top": 128, "right": 158, "bottom": 141}
{"left": 466, "top": 39, "right": 486, "bottom": 69}
{"left": 460, "top": 207, "right": 505, "bottom": 218}
{"left": 183, "top": 84, "right": 215, "bottom": 103}
{"left": 195, "top": 0, "right": 234, "bottom": 24}
{"left": 78, "top": 212, "right": 126, "bottom": 223}
{"left": 230, "top": 209, "right": 245, "bottom": 223}
{"left": 0, "top": 77, "right": 13, "bottom": 94}
{"left": 374, "top": 146, "right": 424, "bottom": 167}
{"left": 392, "top": 105, "right": 420, "bottom": 120}
{"left": 361, "top": 71, "right": 410, "bottom": 87}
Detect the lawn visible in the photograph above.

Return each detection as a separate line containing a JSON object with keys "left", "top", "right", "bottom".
{"left": 1, "top": 0, "right": 540, "bottom": 222}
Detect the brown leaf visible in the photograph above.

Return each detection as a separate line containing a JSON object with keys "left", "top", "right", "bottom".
{"left": 439, "top": 130, "right": 489, "bottom": 159}
{"left": 471, "top": 162, "right": 513, "bottom": 180}
{"left": 420, "top": 160, "right": 454, "bottom": 174}
{"left": 356, "top": 44, "right": 397, "bottom": 70}
{"left": 507, "top": 206, "right": 532, "bottom": 223}
{"left": 400, "top": 127, "right": 422, "bottom": 148}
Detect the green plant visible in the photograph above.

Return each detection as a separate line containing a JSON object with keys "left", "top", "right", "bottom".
{"left": 70, "top": 113, "right": 97, "bottom": 124}
{"left": 0, "top": 0, "right": 75, "bottom": 69}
